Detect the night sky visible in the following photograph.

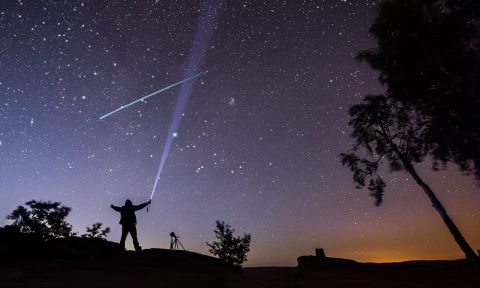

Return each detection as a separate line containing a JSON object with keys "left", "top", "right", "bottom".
{"left": 1, "top": 0, "right": 479, "bottom": 266}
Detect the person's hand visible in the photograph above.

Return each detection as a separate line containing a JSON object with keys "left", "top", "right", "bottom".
{"left": 110, "top": 204, "right": 114, "bottom": 208}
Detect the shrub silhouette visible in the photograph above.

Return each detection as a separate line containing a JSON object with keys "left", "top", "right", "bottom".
{"left": 206, "top": 220, "right": 251, "bottom": 267}
{"left": 6, "top": 200, "right": 74, "bottom": 240}
{"left": 82, "top": 222, "right": 111, "bottom": 239}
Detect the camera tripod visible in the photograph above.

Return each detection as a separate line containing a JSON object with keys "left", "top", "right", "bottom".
{"left": 169, "top": 232, "right": 185, "bottom": 250}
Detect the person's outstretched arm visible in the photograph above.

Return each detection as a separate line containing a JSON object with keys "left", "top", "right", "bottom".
{"left": 111, "top": 204, "right": 121, "bottom": 212}
{"left": 134, "top": 200, "right": 151, "bottom": 211}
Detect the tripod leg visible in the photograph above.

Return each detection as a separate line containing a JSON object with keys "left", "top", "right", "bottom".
{"left": 178, "top": 240, "right": 185, "bottom": 251}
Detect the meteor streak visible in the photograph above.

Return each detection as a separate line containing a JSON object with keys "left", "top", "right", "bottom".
{"left": 99, "top": 71, "right": 206, "bottom": 120}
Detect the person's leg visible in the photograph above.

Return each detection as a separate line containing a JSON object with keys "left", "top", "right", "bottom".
{"left": 130, "top": 225, "right": 141, "bottom": 251}
{"left": 120, "top": 225, "right": 128, "bottom": 251}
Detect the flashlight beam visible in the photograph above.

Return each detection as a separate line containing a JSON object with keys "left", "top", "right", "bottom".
{"left": 148, "top": 0, "right": 221, "bottom": 201}
{"left": 99, "top": 71, "right": 207, "bottom": 120}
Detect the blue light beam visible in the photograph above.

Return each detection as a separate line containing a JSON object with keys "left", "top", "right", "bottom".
{"left": 150, "top": 0, "right": 222, "bottom": 200}
{"left": 99, "top": 72, "right": 206, "bottom": 120}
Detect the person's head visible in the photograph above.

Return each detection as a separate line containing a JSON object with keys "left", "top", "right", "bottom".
{"left": 125, "top": 199, "right": 133, "bottom": 207}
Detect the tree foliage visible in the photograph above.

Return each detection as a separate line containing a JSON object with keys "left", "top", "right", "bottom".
{"left": 6, "top": 200, "right": 74, "bottom": 240}
{"left": 206, "top": 220, "right": 251, "bottom": 267}
{"left": 358, "top": 0, "right": 480, "bottom": 176}
{"left": 341, "top": 1, "right": 480, "bottom": 259}
{"left": 82, "top": 222, "right": 110, "bottom": 239}
{"left": 341, "top": 95, "right": 479, "bottom": 261}
{"left": 341, "top": 95, "right": 428, "bottom": 205}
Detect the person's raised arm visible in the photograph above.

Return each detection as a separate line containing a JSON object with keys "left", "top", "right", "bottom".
{"left": 111, "top": 204, "right": 121, "bottom": 212}
{"left": 134, "top": 200, "right": 151, "bottom": 211}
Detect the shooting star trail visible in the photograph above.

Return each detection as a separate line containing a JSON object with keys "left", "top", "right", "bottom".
{"left": 99, "top": 71, "right": 207, "bottom": 120}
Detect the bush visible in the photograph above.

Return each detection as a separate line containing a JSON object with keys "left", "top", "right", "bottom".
{"left": 206, "top": 220, "right": 251, "bottom": 267}
{"left": 6, "top": 200, "right": 74, "bottom": 240}
{"left": 82, "top": 222, "right": 110, "bottom": 239}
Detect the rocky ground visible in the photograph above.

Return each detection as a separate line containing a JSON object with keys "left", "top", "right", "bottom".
{"left": 0, "top": 233, "right": 478, "bottom": 287}
{"left": 2, "top": 252, "right": 479, "bottom": 287}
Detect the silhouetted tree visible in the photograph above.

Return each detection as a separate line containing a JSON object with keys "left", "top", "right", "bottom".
{"left": 82, "top": 222, "right": 110, "bottom": 239}
{"left": 6, "top": 200, "right": 74, "bottom": 240}
{"left": 206, "top": 220, "right": 251, "bottom": 267}
{"left": 341, "top": 95, "right": 478, "bottom": 261}
{"left": 358, "top": 0, "right": 480, "bottom": 176}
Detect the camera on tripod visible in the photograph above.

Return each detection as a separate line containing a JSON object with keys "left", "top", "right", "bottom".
{"left": 169, "top": 232, "right": 185, "bottom": 250}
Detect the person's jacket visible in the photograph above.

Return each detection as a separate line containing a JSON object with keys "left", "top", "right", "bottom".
{"left": 111, "top": 202, "right": 149, "bottom": 226}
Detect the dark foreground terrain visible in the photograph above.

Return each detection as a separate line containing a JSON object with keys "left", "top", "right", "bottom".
{"left": 0, "top": 233, "right": 478, "bottom": 287}
{"left": 2, "top": 257, "right": 479, "bottom": 288}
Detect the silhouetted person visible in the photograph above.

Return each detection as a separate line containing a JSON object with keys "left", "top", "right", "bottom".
{"left": 111, "top": 199, "right": 151, "bottom": 251}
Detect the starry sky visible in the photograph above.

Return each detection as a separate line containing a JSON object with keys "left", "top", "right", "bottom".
{"left": 1, "top": 0, "right": 479, "bottom": 266}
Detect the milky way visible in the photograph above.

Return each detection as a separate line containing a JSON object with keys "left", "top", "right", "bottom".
{"left": 1, "top": 0, "right": 479, "bottom": 266}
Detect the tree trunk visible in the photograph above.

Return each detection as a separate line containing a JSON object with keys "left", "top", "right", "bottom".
{"left": 392, "top": 145, "right": 479, "bottom": 262}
